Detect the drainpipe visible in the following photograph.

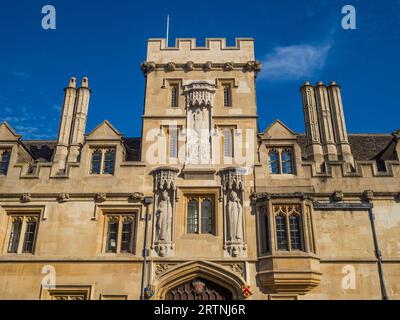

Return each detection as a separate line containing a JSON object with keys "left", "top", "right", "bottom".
{"left": 367, "top": 205, "right": 389, "bottom": 300}
{"left": 140, "top": 196, "right": 153, "bottom": 300}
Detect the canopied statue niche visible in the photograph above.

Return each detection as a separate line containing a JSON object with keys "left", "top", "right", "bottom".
{"left": 220, "top": 168, "right": 247, "bottom": 257}
{"left": 151, "top": 167, "right": 179, "bottom": 257}
{"left": 183, "top": 81, "right": 216, "bottom": 165}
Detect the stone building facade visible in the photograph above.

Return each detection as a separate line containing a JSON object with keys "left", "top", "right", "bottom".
{"left": 0, "top": 38, "right": 399, "bottom": 300}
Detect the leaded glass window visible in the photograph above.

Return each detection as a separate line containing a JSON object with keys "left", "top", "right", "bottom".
{"left": 187, "top": 199, "right": 199, "bottom": 234}
{"left": 281, "top": 150, "right": 294, "bottom": 174}
{"left": 223, "top": 85, "right": 232, "bottom": 107}
{"left": 8, "top": 218, "right": 22, "bottom": 253}
{"left": 275, "top": 214, "right": 288, "bottom": 250}
{"left": 268, "top": 150, "right": 280, "bottom": 174}
{"left": 223, "top": 129, "right": 233, "bottom": 158}
{"left": 170, "top": 85, "right": 179, "bottom": 108}
{"left": 0, "top": 150, "right": 11, "bottom": 175}
{"left": 106, "top": 218, "right": 118, "bottom": 253}
{"left": 201, "top": 198, "right": 214, "bottom": 234}
{"left": 22, "top": 218, "right": 38, "bottom": 253}
{"left": 120, "top": 218, "right": 134, "bottom": 253}
{"left": 90, "top": 150, "right": 102, "bottom": 175}
{"left": 289, "top": 214, "right": 302, "bottom": 250}
{"left": 103, "top": 150, "right": 115, "bottom": 175}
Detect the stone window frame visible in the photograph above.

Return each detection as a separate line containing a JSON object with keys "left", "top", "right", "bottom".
{"left": 257, "top": 198, "right": 317, "bottom": 256}
{"left": 183, "top": 193, "right": 217, "bottom": 236}
{"left": 89, "top": 147, "right": 116, "bottom": 176}
{"left": 40, "top": 285, "right": 92, "bottom": 300}
{"left": 1, "top": 207, "right": 43, "bottom": 255}
{"left": 163, "top": 79, "right": 183, "bottom": 109}
{"left": 217, "top": 79, "right": 236, "bottom": 108}
{"left": 99, "top": 208, "right": 139, "bottom": 255}
{"left": 267, "top": 147, "right": 295, "bottom": 175}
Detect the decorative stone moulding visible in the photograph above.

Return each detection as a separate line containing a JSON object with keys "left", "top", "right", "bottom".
{"left": 140, "top": 60, "right": 262, "bottom": 75}
{"left": 95, "top": 193, "right": 107, "bottom": 203}
{"left": 57, "top": 193, "right": 70, "bottom": 203}
{"left": 245, "top": 60, "right": 262, "bottom": 72}
{"left": 332, "top": 190, "right": 344, "bottom": 202}
{"left": 183, "top": 81, "right": 216, "bottom": 108}
{"left": 20, "top": 193, "right": 31, "bottom": 203}
{"left": 363, "top": 190, "right": 374, "bottom": 202}
{"left": 165, "top": 62, "right": 176, "bottom": 72}
{"left": 223, "top": 62, "right": 234, "bottom": 71}
{"left": 203, "top": 61, "right": 213, "bottom": 71}
{"left": 185, "top": 61, "right": 195, "bottom": 71}
{"left": 129, "top": 192, "right": 144, "bottom": 202}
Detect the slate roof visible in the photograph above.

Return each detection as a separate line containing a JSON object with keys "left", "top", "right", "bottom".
{"left": 297, "top": 134, "right": 396, "bottom": 161}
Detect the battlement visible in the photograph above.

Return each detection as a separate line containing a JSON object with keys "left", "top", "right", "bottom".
{"left": 146, "top": 38, "right": 255, "bottom": 64}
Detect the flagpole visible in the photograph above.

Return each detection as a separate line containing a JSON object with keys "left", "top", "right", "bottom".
{"left": 166, "top": 15, "right": 170, "bottom": 47}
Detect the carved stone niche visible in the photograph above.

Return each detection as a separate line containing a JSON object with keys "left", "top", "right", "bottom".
{"left": 219, "top": 167, "right": 247, "bottom": 257}
{"left": 183, "top": 81, "right": 216, "bottom": 165}
{"left": 151, "top": 167, "right": 179, "bottom": 257}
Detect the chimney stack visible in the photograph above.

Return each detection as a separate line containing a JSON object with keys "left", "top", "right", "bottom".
{"left": 53, "top": 77, "right": 77, "bottom": 173}
{"left": 314, "top": 82, "right": 338, "bottom": 161}
{"left": 68, "top": 77, "right": 91, "bottom": 162}
{"left": 300, "top": 81, "right": 324, "bottom": 167}
{"left": 300, "top": 81, "right": 354, "bottom": 170}
{"left": 327, "top": 82, "right": 354, "bottom": 166}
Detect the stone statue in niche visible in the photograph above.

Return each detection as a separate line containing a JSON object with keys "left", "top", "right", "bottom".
{"left": 227, "top": 190, "right": 243, "bottom": 242}
{"left": 156, "top": 190, "right": 173, "bottom": 245}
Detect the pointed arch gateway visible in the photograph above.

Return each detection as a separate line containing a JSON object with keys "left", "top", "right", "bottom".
{"left": 154, "top": 260, "right": 246, "bottom": 300}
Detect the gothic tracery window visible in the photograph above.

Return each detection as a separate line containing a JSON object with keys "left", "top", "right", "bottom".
{"left": 273, "top": 205, "right": 304, "bottom": 251}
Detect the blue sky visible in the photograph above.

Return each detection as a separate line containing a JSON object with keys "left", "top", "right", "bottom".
{"left": 0, "top": 0, "right": 399, "bottom": 140}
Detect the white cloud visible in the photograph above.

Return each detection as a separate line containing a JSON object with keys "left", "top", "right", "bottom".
{"left": 259, "top": 43, "right": 332, "bottom": 81}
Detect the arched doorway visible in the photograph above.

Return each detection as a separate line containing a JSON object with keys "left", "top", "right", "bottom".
{"left": 165, "top": 277, "right": 232, "bottom": 300}
{"left": 154, "top": 260, "right": 246, "bottom": 300}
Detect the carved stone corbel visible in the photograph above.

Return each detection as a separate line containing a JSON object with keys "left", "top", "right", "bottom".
{"left": 141, "top": 61, "right": 156, "bottom": 75}
{"left": 203, "top": 61, "right": 213, "bottom": 71}
{"left": 129, "top": 192, "right": 144, "bottom": 202}
{"left": 165, "top": 62, "right": 176, "bottom": 72}
{"left": 95, "top": 193, "right": 107, "bottom": 203}
{"left": 224, "top": 62, "right": 234, "bottom": 71}
{"left": 332, "top": 191, "right": 344, "bottom": 202}
{"left": 185, "top": 61, "right": 195, "bottom": 71}
{"left": 57, "top": 193, "right": 70, "bottom": 203}
{"left": 20, "top": 193, "right": 31, "bottom": 203}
